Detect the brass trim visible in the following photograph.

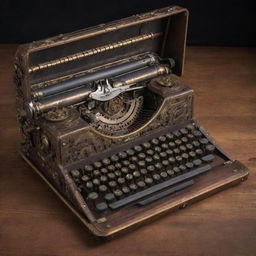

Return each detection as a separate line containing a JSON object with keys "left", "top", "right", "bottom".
{"left": 28, "top": 32, "right": 161, "bottom": 73}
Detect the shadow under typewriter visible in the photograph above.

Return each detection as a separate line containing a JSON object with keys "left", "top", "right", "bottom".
{"left": 15, "top": 6, "right": 248, "bottom": 237}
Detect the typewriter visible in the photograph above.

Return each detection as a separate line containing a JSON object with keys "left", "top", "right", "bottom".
{"left": 14, "top": 6, "right": 248, "bottom": 237}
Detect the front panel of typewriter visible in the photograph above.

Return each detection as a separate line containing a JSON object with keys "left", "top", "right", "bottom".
{"left": 15, "top": 6, "right": 248, "bottom": 237}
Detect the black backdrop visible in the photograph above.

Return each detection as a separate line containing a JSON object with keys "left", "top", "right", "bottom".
{"left": 0, "top": 0, "right": 255, "bottom": 45}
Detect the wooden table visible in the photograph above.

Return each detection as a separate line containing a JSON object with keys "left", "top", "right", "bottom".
{"left": 0, "top": 45, "right": 255, "bottom": 256}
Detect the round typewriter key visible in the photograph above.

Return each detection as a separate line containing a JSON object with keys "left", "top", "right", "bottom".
{"left": 125, "top": 173, "right": 133, "bottom": 181}
{"left": 142, "top": 142, "right": 151, "bottom": 149}
{"left": 123, "top": 160, "right": 130, "bottom": 166}
{"left": 137, "top": 181, "right": 146, "bottom": 188}
{"left": 107, "top": 172, "right": 116, "bottom": 179}
{"left": 111, "top": 155, "right": 119, "bottom": 162}
{"left": 175, "top": 156, "right": 182, "bottom": 162}
{"left": 196, "top": 149, "right": 203, "bottom": 155}
{"left": 122, "top": 186, "right": 130, "bottom": 194}
{"left": 145, "top": 157, "right": 153, "bottom": 164}
{"left": 179, "top": 165, "right": 187, "bottom": 172}
{"left": 84, "top": 165, "right": 93, "bottom": 172}
{"left": 81, "top": 175, "right": 90, "bottom": 182}
{"left": 121, "top": 167, "right": 129, "bottom": 174}
{"left": 147, "top": 165, "right": 155, "bottom": 172}
{"left": 186, "top": 124, "right": 195, "bottom": 130}
{"left": 126, "top": 149, "right": 135, "bottom": 156}
{"left": 192, "top": 141, "right": 200, "bottom": 147}
{"left": 88, "top": 192, "right": 98, "bottom": 200}
{"left": 160, "top": 171, "right": 168, "bottom": 178}
{"left": 167, "top": 169, "right": 174, "bottom": 176}
{"left": 193, "top": 159, "right": 202, "bottom": 166}
{"left": 187, "top": 133, "right": 195, "bottom": 140}
{"left": 86, "top": 181, "right": 93, "bottom": 189}
{"left": 115, "top": 163, "right": 122, "bottom": 169}
{"left": 114, "top": 189, "right": 123, "bottom": 197}
{"left": 180, "top": 128, "right": 188, "bottom": 135}
{"left": 173, "top": 167, "right": 180, "bottom": 174}
{"left": 114, "top": 170, "right": 122, "bottom": 177}
{"left": 138, "top": 161, "right": 146, "bottom": 167}
{"left": 71, "top": 169, "right": 80, "bottom": 178}
{"left": 173, "top": 131, "right": 181, "bottom": 137}
{"left": 92, "top": 178, "right": 100, "bottom": 186}
{"left": 166, "top": 133, "right": 174, "bottom": 140}
{"left": 102, "top": 158, "right": 111, "bottom": 166}
{"left": 140, "top": 168, "right": 147, "bottom": 175}
{"left": 131, "top": 156, "right": 138, "bottom": 162}
{"left": 100, "top": 175, "right": 108, "bottom": 183}
{"left": 206, "top": 144, "right": 215, "bottom": 152}
{"left": 186, "top": 143, "right": 193, "bottom": 150}
{"left": 168, "top": 142, "right": 176, "bottom": 148}
{"left": 107, "top": 165, "right": 115, "bottom": 171}
{"left": 173, "top": 148, "right": 180, "bottom": 154}
{"left": 129, "top": 183, "right": 138, "bottom": 191}
{"left": 146, "top": 149, "right": 154, "bottom": 156}
{"left": 159, "top": 135, "right": 166, "bottom": 142}
{"left": 153, "top": 154, "right": 160, "bottom": 161}
{"left": 155, "top": 162, "right": 163, "bottom": 170}
{"left": 96, "top": 202, "right": 108, "bottom": 211}
{"left": 160, "top": 152, "right": 167, "bottom": 158}
{"left": 145, "top": 177, "right": 153, "bottom": 185}
{"left": 99, "top": 185, "right": 108, "bottom": 192}
{"left": 181, "top": 137, "right": 188, "bottom": 143}
{"left": 134, "top": 145, "right": 143, "bottom": 152}
{"left": 119, "top": 152, "right": 127, "bottom": 159}
{"left": 133, "top": 171, "right": 140, "bottom": 177}
{"left": 180, "top": 145, "right": 187, "bottom": 152}
{"left": 108, "top": 181, "right": 117, "bottom": 188}
{"left": 100, "top": 168, "right": 108, "bottom": 174}
{"left": 154, "top": 146, "right": 162, "bottom": 153}
{"left": 153, "top": 174, "right": 161, "bottom": 181}
{"left": 152, "top": 138, "right": 159, "bottom": 145}
{"left": 94, "top": 161, "right": 102, "bottom": 169}
{"left": 186, "top": 162, "right": 194, "bottom": 169}
{"left": 162, "top": 160, "right": 169, "bottom": 166}
{"left": 128, "top": 164, "right": 136, "bottom": 170}
{"left": 166, "top": 149, "right": 173, "bottom": 156}
{"left": 161, "top": 143, "right": 169, "bottom": 150}
{"left": 199, "top": 138, "right": 209, "bottom": 145}
{"left": 93, "top": 170, "right": 101, "bottom": 177}
{"left": 168, "top": 157, "right": 176, "bottom": 164}
{"left": 175, "top": 139, "right": 182, "bottom": 145}
{"left": 182, "top": 153, "right": 189, "bottom": 160}
{"left": 138, "top": 153, "right": 146, "bottom": 159}
{"left": 105, "top": 193, "right": 115, "bottom": 202}
{"left": 193, "top": 130, "right": 202, "bottom": 137}
{"left": 117, "top": 177, "right": 125, "bottom": 184}
{"left": 189, "top": 151, "right": 196, "bottom": 158}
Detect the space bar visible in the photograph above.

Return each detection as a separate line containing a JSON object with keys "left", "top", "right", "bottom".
{"left": 109, "top": 164, "right": 212, "bottom": 210}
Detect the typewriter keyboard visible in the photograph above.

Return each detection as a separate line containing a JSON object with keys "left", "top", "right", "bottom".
{"left": 69, "top": 122, "right": 220, "bottom": 215}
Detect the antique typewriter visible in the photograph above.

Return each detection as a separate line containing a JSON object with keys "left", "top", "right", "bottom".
{"left": 14, "top": 6, "right": 248, "bottom": 237}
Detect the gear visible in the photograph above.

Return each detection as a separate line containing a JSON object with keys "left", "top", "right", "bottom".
{"left": 79, "top": 93, "right": 143, "bottom": 136}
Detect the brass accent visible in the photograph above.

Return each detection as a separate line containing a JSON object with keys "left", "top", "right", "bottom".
{"left": 28, "top": 33, "right": 160, "bottom": 73}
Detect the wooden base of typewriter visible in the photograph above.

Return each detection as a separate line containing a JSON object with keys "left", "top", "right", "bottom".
{"left": 20, "top": 128, "right": 248, "bottom": 238}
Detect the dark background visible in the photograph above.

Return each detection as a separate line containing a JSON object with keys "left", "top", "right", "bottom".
{"left": 0, "top": 0, "right": 255, "bottom": 46}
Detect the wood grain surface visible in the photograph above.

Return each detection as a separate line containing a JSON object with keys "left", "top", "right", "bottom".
{"left": 0, "top": 45, "right": 255, "bottom": 256}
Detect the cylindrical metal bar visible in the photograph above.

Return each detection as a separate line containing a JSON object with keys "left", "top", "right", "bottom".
{"left": 32, "top": 54, "right": 158, "bottom": 99}
{"left": 112, "top": 65, "right": 169, "bottom": 88}
{"left": 27, "top": 64, "right": 169, "bottom": 117}
{"left": 26, "top": 87, "right": 92, "bottom": 117}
